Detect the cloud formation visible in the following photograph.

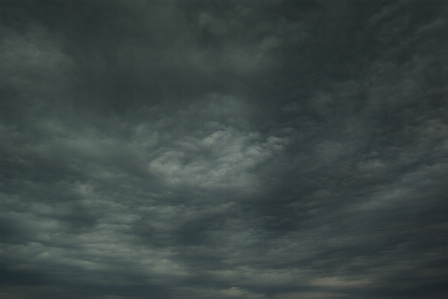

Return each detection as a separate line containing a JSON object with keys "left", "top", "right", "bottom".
{"left": 1, "top": 1, "right": 447, "bottom": 298}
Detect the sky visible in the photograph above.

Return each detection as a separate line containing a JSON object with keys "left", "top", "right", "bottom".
{"left": 0, "top": 0, "right": 447, "bottom": 298}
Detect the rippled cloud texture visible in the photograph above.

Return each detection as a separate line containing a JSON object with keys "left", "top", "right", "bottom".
{"left": 1, "top": 1, "right": 448, "bottom": 298}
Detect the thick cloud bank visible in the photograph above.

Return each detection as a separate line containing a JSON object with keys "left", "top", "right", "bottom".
{"left": 1, "top": 1, "right": 447, "bottom": 298}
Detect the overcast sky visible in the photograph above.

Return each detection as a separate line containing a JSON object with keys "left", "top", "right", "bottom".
{"left": 1, "top": 1, "right": 448, "bottom": 298}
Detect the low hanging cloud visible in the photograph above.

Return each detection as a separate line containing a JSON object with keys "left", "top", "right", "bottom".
{"left": 1, "top": 1, "right": 448, "bottom": 299}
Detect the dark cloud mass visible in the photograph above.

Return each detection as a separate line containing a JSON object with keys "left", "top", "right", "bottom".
{"left": 1, "top": 0, "right": 448, "bottom": 298}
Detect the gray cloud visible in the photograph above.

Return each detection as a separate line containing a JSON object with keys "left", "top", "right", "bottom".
{"left": 1, "top": 0, "right": 447, "bottom": 298}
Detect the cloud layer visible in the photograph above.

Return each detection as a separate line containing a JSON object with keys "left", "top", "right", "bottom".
{"left": 1, "top": 1, "right": 447, "bottom": 298}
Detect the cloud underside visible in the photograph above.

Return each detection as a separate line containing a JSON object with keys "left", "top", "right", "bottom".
{"left": 1, "top": 1, "right": 448, "bottom": 299}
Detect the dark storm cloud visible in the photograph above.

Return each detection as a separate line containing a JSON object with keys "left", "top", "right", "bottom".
{"left": 1, "top": 1, "right": 448, "bottom": 299}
